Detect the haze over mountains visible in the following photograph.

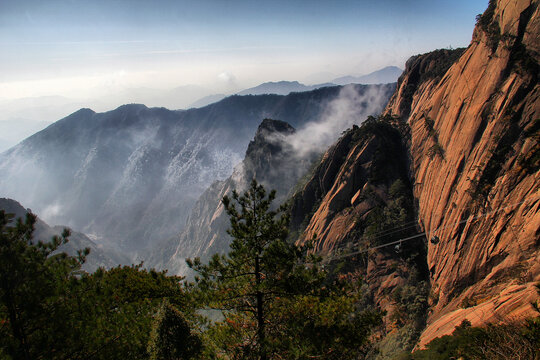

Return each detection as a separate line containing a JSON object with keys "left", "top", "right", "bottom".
{"left": 0, "top": 0, "right": 538, "bottom": 355}
{"left": 0, "top": 66, "right": 401, "bottom": 153}
{"left": 199, "top": 67, "right": 404, "bottom": 107}
{"left": 0, "top": 83, "right": 395, "bottom": 259}
{"left": 4, "top": 0, "right": 532, "bottom": 357}
{"left": 0, "top": 198, "right": 129, "bottom": 271}
{"left": 146, "top": 118, "right": 313, "bottom": 274}
{"left": 331, "top": 66, "right": 403, "bottom": 86}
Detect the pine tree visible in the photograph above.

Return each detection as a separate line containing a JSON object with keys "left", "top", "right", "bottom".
{"left": 0, "top": 209, "right": 196, "bottom": 360}
{"left": 188, "top": 179, "right": 381, "bottom": 359}
{"left": 0, "top": 210, "right": 87, "bottom": 360}
{"left": 147, "top": 300, "right": 202, "bottom": 360}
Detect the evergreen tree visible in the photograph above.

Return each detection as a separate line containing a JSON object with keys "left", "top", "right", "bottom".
{"left": 65, "top": 264, "right": 190, "bottom": 360}
{"left": 0, "top": 210, "right": 87, "bottom": 360}
{"left": 188, "top": 179, "right": 380, "bottom": 359}
{"left": 147, "top": 300, "right": 202, "bottom": 360}
{"left": 0, "top": 209, "right": 196, "bottom": 360}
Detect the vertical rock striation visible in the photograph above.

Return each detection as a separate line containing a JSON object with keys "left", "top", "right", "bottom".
{"left": 384, "top": 0, "right": 539, "bottom": 346}
{"left": 288, "top": 0, "right": 539, "bottom": 348}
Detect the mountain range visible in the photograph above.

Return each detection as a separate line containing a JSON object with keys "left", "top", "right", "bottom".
{"left": 0, "top": 83, "right": 395, "bottom": 257}
{"left": 0, "top": 66, "right": 403, "bottom": 153}
{"left": 235, "top": 81, "right": 336, "bottom": 96}
{"left": 331, "top": 65, "right": 404, "bottom": 86}
{"left": 188, "top": 67, "right": 404, "bottom": 108}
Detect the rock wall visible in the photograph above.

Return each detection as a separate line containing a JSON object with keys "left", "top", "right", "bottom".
{"left": 385, "top": 0, "right": 539, "bottom": 346}
{"left": 290, "top": 118, "right": 429, "bottom": 344}
{"left": 290, "top": 0, "right": 539, "bottom": 349}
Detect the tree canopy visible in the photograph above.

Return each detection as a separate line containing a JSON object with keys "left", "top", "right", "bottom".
{"left": 0, "top": 210, "right": 200, "bottom": 360}
{"left": 1, "top": 181, "right": 383, "bottom": 360}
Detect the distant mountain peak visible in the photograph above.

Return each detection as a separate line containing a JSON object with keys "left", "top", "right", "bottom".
{"left": 236, "top": 81, "right": 335, "bottom": 96}
{"left": 77, "top": 107, "right": 96, "bottom": 113}
{"left": 332, "top": 66, "right": 403, "bottom": 85}
{"left": 112, "top": 103, "right": 149, "bottom": 112}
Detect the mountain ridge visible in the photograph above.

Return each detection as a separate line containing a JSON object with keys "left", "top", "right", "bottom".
{"left": 0, "top": 84, "right": 395, "bottom": 258}
{"left": 236, "top": 80, "right": 337, "bottom": 96}
{"left": 145, "top": 118, "right": 311, "bottom": 274}
{"left": 332, "top": 66, "right": 403, "bottom": 86}
{"left": 0, "top": 197, "right": 129, "bottom": 271}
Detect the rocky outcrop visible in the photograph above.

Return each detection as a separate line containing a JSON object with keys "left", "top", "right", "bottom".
{"left": 292, "top": 119, "right": 412, "bottom": 254}
{"left": 384, "top": 0, "right": 540, "bottom": 347}
{"left": 290, "top": 117, "right": 428, "bottom": 346}
{"left": 146, "top": 119, "right": 313, "bottom": 274}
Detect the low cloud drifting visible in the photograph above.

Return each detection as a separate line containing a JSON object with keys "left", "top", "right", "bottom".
{"left": 288, "top": 84, "right": 391, "bottom": 158}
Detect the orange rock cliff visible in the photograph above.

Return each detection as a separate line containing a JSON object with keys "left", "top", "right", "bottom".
{"left": 292, "top": 0, "right": 539, "bottom": 347}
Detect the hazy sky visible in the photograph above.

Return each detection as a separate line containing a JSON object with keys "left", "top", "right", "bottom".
{"left": 1, "top": 0, "right": 487, "bottom": 101}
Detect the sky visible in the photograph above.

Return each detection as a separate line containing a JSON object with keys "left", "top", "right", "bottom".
{"left": 0, "top": 0, "right": 487, "bottom": 149}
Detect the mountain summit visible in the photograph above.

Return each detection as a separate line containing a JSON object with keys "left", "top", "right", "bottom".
{"left": 236, "top": 81, "right": 335, "bottom": 96}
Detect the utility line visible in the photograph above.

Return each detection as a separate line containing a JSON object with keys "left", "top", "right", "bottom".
{"left": 324, "top": 195, "right": 539, "bottom": 261}
{"left": 324, "top": 195, "right": 538, "bottom": 329}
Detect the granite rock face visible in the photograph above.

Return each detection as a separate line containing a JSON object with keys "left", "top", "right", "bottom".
{"left": 385, "top": 0, "right": 540, "bottom": 346}
{"left": 289, "top": 0, "right": 539, "bottom": 347}
{"left": 289, "top": 118, "right": 427, "bottom": 333}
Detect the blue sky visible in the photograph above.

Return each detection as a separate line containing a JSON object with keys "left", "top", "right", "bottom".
{"left": 0, "top": 0, "right": 487, "bottom": 102}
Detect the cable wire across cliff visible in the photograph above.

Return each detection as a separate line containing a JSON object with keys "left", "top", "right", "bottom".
{"left": 325, "top": 195, "right": 540, "bottom": 261}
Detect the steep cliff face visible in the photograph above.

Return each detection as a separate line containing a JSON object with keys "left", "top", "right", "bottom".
{"left": 384, "top": 0, "right": 539, "bottom": 346}
{"left": 289, "top": 0, "right": 539, "bottom": 350}
{"left": 292, "top": 119, "right": 413, "bottom": 255}
{"left": 147, "top": 119, "right": 312, "bottom": 274}
{"left": 290, "top": 117, "right": 429, "bottom": 353}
